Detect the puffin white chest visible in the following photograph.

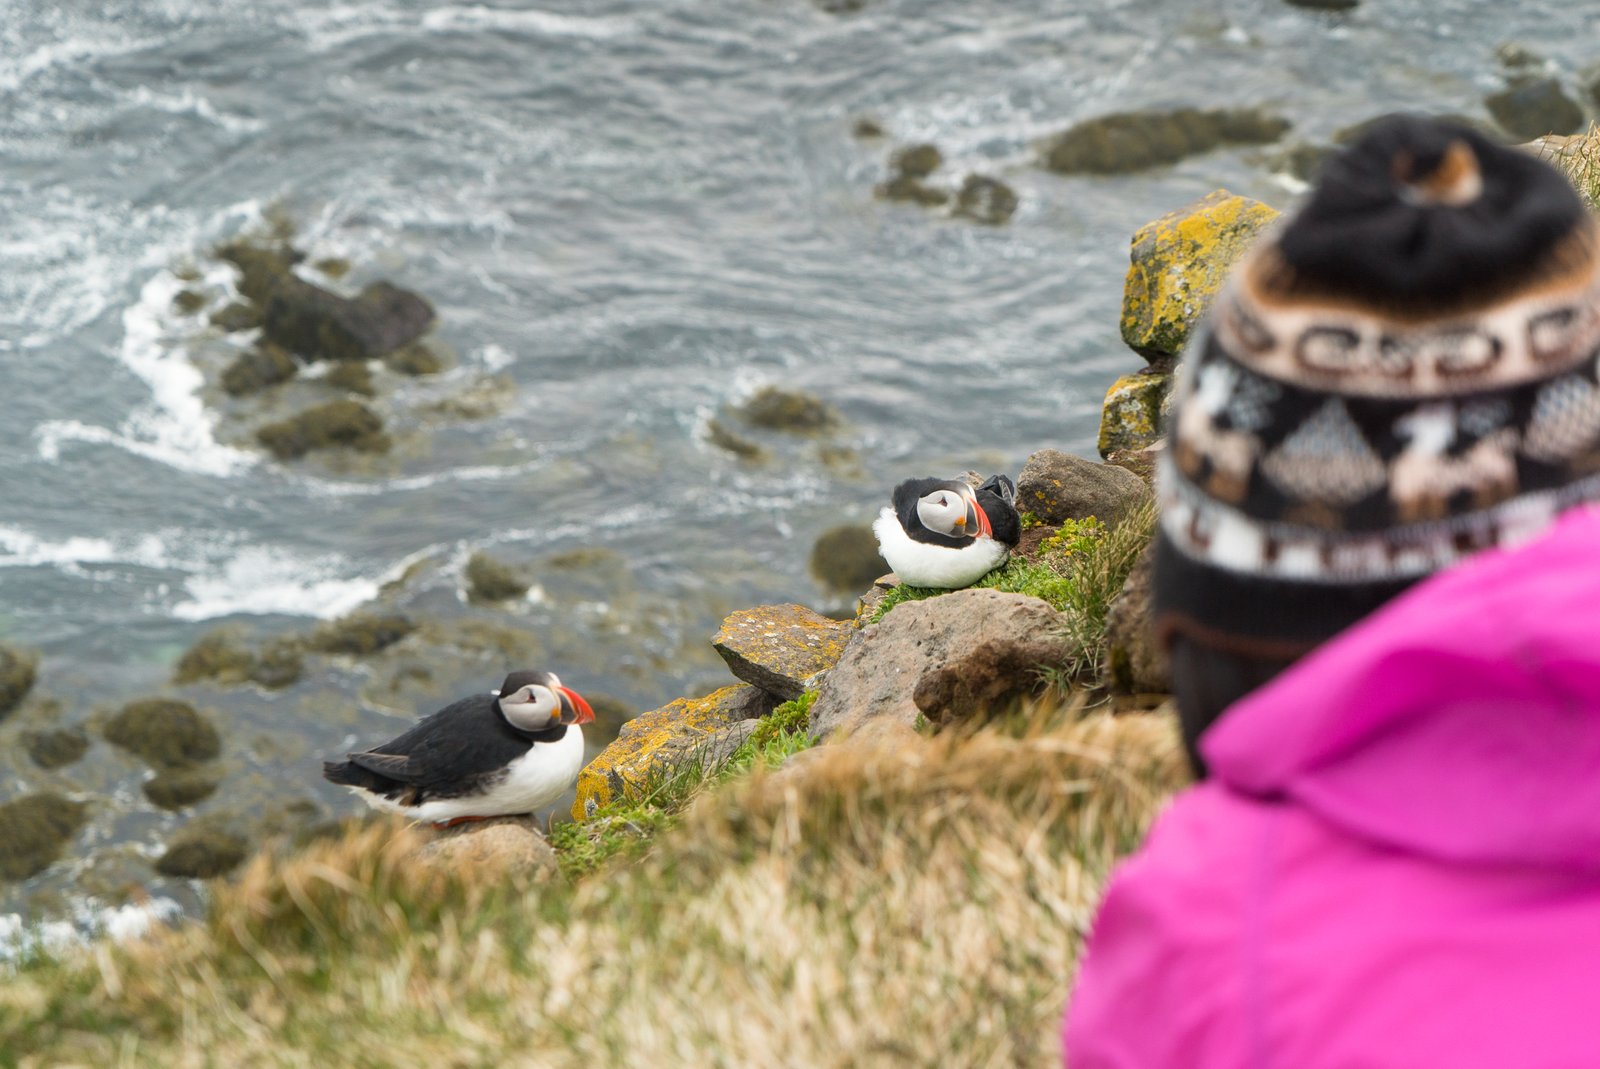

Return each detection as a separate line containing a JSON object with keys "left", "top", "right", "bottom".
{"left": 872, "top": 507, "right": 1010, "bottom": 589}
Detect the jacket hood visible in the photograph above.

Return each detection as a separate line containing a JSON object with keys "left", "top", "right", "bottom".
{"left": 1202, "top": 504, "right": 1600, "bottom": 872}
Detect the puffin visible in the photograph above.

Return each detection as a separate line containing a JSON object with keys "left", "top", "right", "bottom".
{"left": 872, "top": 474, "right": 1022, "bottom": 589}
{"left": 322, "top": 669, "right": 594, "bottom": 827}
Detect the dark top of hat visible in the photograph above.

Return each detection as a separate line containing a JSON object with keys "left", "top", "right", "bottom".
{"left": 1267, "top": 115, "right": 1588, "bottom": 317}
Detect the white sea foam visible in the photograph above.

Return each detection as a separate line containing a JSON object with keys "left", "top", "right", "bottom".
{"left": 125, "top": 85, "right": 265, "bottom": 134}
{"left": 419, "top": 5, "right": 633, "bottom": 38}
{"left": 0, "top": 897, "right": 183, "bottom": 966}
{"left": 172, "top": 546, "right": 384, "bottom": 621}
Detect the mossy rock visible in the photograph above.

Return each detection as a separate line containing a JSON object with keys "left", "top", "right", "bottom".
{"left": 953, "top": 175, "right": 1019, "bottom": 225}
{"left": 210, "top": 301, "right": 263, "bottom": 333}
{"left": 25, "top": 728, "right": 89, "bottom": 770}
{"left": 1042, "top": 108, "right": 1290, "bottom": 175}
{"left": 384, "top": 343, "right": 446, "bottom": 376}
{"left": 221, "top": 344, "right": 298, "bottom": 397}
{"left": 216, "top": 240, "right": 301, "bottom": 306}
{"left": 256, "top": 400, "right": 391, "bottom": 459}
{"left": 0, "top": 793, "right": 87, "bottom": 882}
{"left": 143, "top": 768, "right": 223, "bottom": 811}
{"left": 313, "top": 257, "right": 352, "bottom": 279}
{"left": 0, "top": 644, "right": 38, "bottom": 719}
{"left": 251, "top": 638, "right": 304, "bottom": 689}
{"left": 851, "top": 116, "right": 886, "bottom": 139}
{"left": 173, "top": 629, "right": 257, "bottom": 685}
{"left": 809, "top": 525, "right": 889, "bottom": 596}
{"left": 325, "top": 361, "right": 376, "bottom": 397}
{"left": 172, "top": 289, "right": 208, "bottom": 316}
{"left": 876, "top": 174, "right": 949, "bottom": 206}
{"left": 308, "top": 612, "right": 416, "bottom": 656}
{"left": 1098, "top": 372, "right": 1172, "bottom": 458}
{"left": 104, "top": 700, "right": 221, "bottom": 768}
{"left": 1120, "top": 190, "right": 1280, "bottom": 361}
{"left": 705, "top": 418, "right": 768, "bottom": 461}
{"left": 154, "top": 827, "right": 249, "bottom": 879}
{"left": 737, "top": 386, "right": 839, "bottom": 433}
{"left": 1485, "top": 78, "right": 1585, "bottom": 141}
{"left": 465, "top": 552, "right": 530, "bottom": 603}
{"left": 890, "top": 143, "right": 943, "bottom": 178}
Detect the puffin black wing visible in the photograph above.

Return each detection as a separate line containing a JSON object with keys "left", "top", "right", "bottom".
{"left": 977, "top": 474, "right": 1022, "bottom": 548}
{"left": 322, "top": 692, "right": 567, "bottom": 804}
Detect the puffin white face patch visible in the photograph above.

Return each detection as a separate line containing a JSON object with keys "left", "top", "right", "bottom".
{"left": 499, "top": 684, "right": 561, "bottom": 730}
{"left": 915, "top": 489, "right": 968, "bottom": 537}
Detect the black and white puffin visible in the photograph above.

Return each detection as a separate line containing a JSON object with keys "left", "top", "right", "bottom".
{"left": 872, "top": 474, "right": 1022, "bottom": 588}
{"left": 322, "top": 670, "right": 594, "bottom": 827}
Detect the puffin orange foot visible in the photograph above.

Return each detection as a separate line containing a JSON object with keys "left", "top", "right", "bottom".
{"left": 433, "top": 814, "right": 493, "bottom": 829}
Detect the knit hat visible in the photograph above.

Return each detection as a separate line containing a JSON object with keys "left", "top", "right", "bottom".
{"left": 1155, "top": 115, "right": 1600, "bottom": 661}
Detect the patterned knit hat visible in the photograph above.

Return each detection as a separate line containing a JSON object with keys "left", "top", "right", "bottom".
{"left": 1155, "top": 115, "right": 1600, "bottom": 660}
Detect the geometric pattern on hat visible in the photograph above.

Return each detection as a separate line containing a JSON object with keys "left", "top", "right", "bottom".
{"left": 1260, "top": 398, "right": 1387, "bottom": 506}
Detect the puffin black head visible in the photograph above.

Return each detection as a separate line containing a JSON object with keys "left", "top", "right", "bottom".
{"left": 891, "top": 477, "right": 993, "bottom": 548}
{"left": 495, "top": 670, "right": 595, "bottom": 731}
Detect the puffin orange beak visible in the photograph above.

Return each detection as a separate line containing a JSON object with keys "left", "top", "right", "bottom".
{"left": 557, "top": 686, "right": 595, "bottom": 725}
{"left": 963, "top": 488, "right": 993, "bottom": 539}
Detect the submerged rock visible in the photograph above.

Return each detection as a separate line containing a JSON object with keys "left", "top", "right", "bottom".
{"left": 0, "top": 643, "right": 38, "bottom": 719}
{"left": 1042, "top": 108, "right": 1290, "bottom": 175}
{"left": 256, "top": 399, "right": 391, "bottom": 459}
{"left": 210, "top": 301, "right": 263, "bottom": 333}
{"left": 737, "top": 386, "right": 839, "bottom": 433}
{"left": 876, "top": 175, "right": 949, "bottom": 206}
{"left": 384, "top": 343, "right": 446, "bottom": 376}
{"left": 808, "top": 589, "right": 1075, "bottom": 740}
{"left": 103, "top": 699, "right": 221, "bottom": 768}
{"left": 705, "top": 417, "right": 769, "bottom": 461}
{"left": 173, "top": 629, "right": 256, "bottom": 686}
{"left": 0, "top": 793, "right": 87, "bottom": 882}
{"left": 251, "top": 638, "right": 305, "bottom": 690}
{"left": 876, "top": 142, "right": 949, "bottom": 206}
{"left": 1121, "top": 189, "right": 1280, "bottom": 361}
{"left": 851, "top": 116, "right": 886, "bottom": 139}
{"left": 308, "top": 612, "right": 416, "bottom": 657}
{"left": 1103, "top": 546, "right": 1170, "bottom": 694}
{"left": 263, "top": 279, "right": 436, "bottom": 363}
{"left": 1098, "top": 372, "right": 1172, "bottom": 459}
{"left": 953, "top": 175, "right": 1019, "bottom": 225}
{"left": 1016, "top": 449, "right": 1150, "bottom": 527}
{"left": 1283, "top": 0, "right": 1357, "bottom": 9}
{"left": 172, "top": 289, "right": 207, "bottom": 316}
{"left": 1486, "top": 78, "right": 1585, "bottom": 141}
{"left": 143, "top": 767, "right": 223, "bottom": 811}
{"left": 25, "top": 728, "right": 89, "bottom": 770}
{"left": 325, "top": 360, "right": 376, "bottom": 397}
{"left": 465, "top": 552, "right": 531, "bottom": 603}
{"left": 221, "top": 344, "right": 298, "bottom": 397}
{"left": 809, "top": 525, "right": 889, "bottom": 596}
{"left": 712, "top": 604, "right": 853, "bottom": 701}
{"left": 573, "top": 684, "right": 777, "bottom": 818}
{"left": 155, "top": 826, "right": 249, "bottom": 879}
{"left": 414, "top": 815, "right": 559, "bottom": 879}
{"left": 890, "top": 143, "right": 943, "bottom": 178}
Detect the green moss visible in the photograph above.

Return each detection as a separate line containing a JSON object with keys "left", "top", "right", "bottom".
{"left": 255, "top": 400, "right": 391, "bottom": 459}
{"left": 0, "top": 793, "right": 87, "bottom": 882}
{"left": 173, "top": 630, "right": 256, "bottom": 686}
{"left": 103, "top": 699, "right": 221, "bottom": 768}
{"left": 143, "top": 768, "right": 222, "bottom": 811}
{"left": 465, "top": 552, "right": 530, "bottom": 602}
{"left": 1037, "top": 516, "right": 1106, "bottom": 557}
{"left": 25, "top": 728, "right": 90, "bottom": 770}
{"left": 738, "top": 386, "right": 839, "bottom": 433}
{"left": 155, "top": 827, "right": 249, "bottom": 879}
{"left": 0, "top": 643, "right": 39, "bottom": 719}
{"left": 172, "top": 289, "right": 208, "bottom": 316}
{"left": 307, "top": 613, "right": 416, "bottom": 656}
{"left": 1018, "top": 511, "right": 1043, "bottom": 530}
{"left": 383, "top": 343, "right": 445, "bottom": 376}
{"left": 221, "top": 344, "right": 298, "bottom": 397}
{"left": 324, "top": 361, "right": 376, "bottom": 397}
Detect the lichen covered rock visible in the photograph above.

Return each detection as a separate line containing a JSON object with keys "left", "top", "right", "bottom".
{"left": 712, "top": 604, "right": 853, "bottom": 700}
{"left": 155, "top": 826, "right": 249, "bottom": 878}
{"left": 465, "top": 552, "right": 530, "bottom": 603}
{"left": 573, "top": 685, "right": 777, "bottom": 818}
{"left": 1042, "top": 109, "right": 1290, "bottom": 175}
{"left": 103, "top": 699, "right": 221, "bottom": 768}
{"left": 808, "top": 589, "right": 1075, "bottom": 740}
{"left": 809, "top": 525, "right": 889, "bottom": 596}
{"left": 1103, "top": 546, "right": 1170, "bottom": 694}
{"left": 255, "top": 399, "right": 391, "bottom": 459}
{"left": 0, "top": 793, "right": 87, "bottom": 881}
{"left": 1120, "top": 190, "right": 1280, "bottom": 361}
{"left": 0, "top": 643, "right": 38, "bottom": 719}
{"left": 1016, "top": 448, "right": 1150, "bottom": 527}
{"left": 25, "top": 728, "right": 89, "bottom": 770}
{"left": 1097, "top": 372, "right": 1172, "bottom": 458}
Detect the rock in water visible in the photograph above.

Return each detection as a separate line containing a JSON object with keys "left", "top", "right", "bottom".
{"left": 1485, "top": 79, "right": 1586, "bottom": 141}
{"left": 1041, "top": 109, "right": 1290, "bottom": 175}
{"left": 807, "top": 589, "right": 1077, "bottom": 740}
{"left": 953, "top": 175, "right": 1019, "bottom": 225}
{"left": 0, "top": 793, "right": 87, "bottom": 881}
{"left": 810, "top": 525, "right": 890, "bottom": 596}
{"left": 255, "top": 400, "right": 391, "bottom": 459}
{"left": 0, "top": 644, "right": 38, "bottom": 719}
{"left": 263, "top": 279, "right": 436, "bottom": 363}
{"left": 103, "top": 699, "right": 221, "bottom": 768}
{"left": 220, "top": 344, "right": 298, "bottom": 396}
{"left": 1016, "top": 449, "right": 1150, "bottom": 527}
{"left": 712, "top": 604, "right": 854, "bottom": 700}
{"left": 155, "top": 826, "right": 250, "bottom": 878}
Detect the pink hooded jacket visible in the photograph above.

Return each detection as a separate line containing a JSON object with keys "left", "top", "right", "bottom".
{"left": 1065, "top": 505, "right": 1600, "bottom": 1068}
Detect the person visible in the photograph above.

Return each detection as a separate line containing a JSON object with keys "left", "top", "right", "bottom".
{"left": 1065, "top": 116, "right": 1600, "bottom": 1065}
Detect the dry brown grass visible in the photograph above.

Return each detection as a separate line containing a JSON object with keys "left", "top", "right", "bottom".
{"left": 1534, "top": 124, "right": 1600, "bottom": 212}
{"left": 1, "top": 706, "right": 1187, "bottom": 1069}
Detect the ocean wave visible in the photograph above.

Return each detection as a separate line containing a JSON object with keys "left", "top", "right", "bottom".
{"left": 0, "top": 897, "right": 183, "bottom": 967}
{"left": 171, "top": 546, "right": 386, "bottom": 621}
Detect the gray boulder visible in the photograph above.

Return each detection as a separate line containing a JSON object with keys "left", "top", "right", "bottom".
{"left": 808, "top": 588, "right": 1076, "bottom": 740}
{"left": 1486, "top": 79, "right": 1585, "bottom": 141}
{"left": 1103, "top": 546, "right": 1170, "bottom": 694}
{"left": 712, "top": 604, "right": 853, "bottom": 701}
{"left": 1016, "top": 448, "right": 1150, "bottom": 527}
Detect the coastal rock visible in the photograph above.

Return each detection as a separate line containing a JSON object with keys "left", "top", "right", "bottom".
{"left": 25, "top": 728, "right": 89, "bottom": 770}
{"left": 325, "top": 360, "right": 376, "bottom": 397}
{"left": 808, "top": 589, "right": 1076, "bottom": 740}
{"left": 681, "top": 719, "right": 762, "bottom": 776}
{"left": 736, "top": 386, "right": 839, "bottom": 433}
{"left": 573, "top": 684, "right": 777, "bottom": 818}
{"left": 809, "top": 525, "right": 889, "bottom": 597}
{"left": 877, "top": 176, "right": 949, "bottom": 207}
{"left": 876, "top": 142, "right": 948, "bottom": 206}
{"left": 1041, "top": 109, "right": 1290, "bottom": 175}
{"left": 221, "top": 344, "right": 297, "bottom": 396}
{"left": 415, "top": 815, "right": 559, "bottom": 880}
{"left": 1121, "top": 190, "right": 1279, "bottom": 362}
{"left": 173, "top": 629, "right": 256, "bottom": 685}
{"left": 1103, "top": 546, "right": 1170, "bottom": 694}
{"left": 1486, "top": 78, "right": 1586, "bottom": 141}
{"left": 890, "top": 143, "right": 942, "bottom": 178}
{"left": 1097, "top": 372, "right": 1172, "bottom": 458}
{"left": 854, "top": 573, "right": 899, "bottom": 626}
{"left": 255, "top": 399, "right": 391, "bottom": 459}
{"left": 103, "top": 699, "right": 221, "bottom": 768}
{"left": 1016, "top": 448, "right": 1150, "bottom": 527}
{"left": 384, "top": 343, "right": 446, "bottom": 376}
{"left": 154, "top": 826, "right": 249, "bottom": 878}
{"left": 712, "top": 604, "right": 853, "bottom": 700}
{"left": 465, "top": 552, "right": 531, "bottom": 603}
{"left": 851, "top": 116, "right": 886, "bottom": 139}
{"left": 0, "top": 643, "right": 38, "bottom": 719}
{"left": 1283, "top": 0, "right": 1357, "bottom": 10}
{"left": 210, "top": 301, "right": 262, "bottom": 333}
{"left": 143, "top": 767, "right": 223, "bottom": 811}
{"left": 307, "top": 612, "right": 416, "bottom": 656}
{"left": 263, "top": 278, "right": 436, "bottom": 363}
{"left": 705, "top": 417, "right": 769, "bottom": 461}
{"left": 953, "top": 175, "right": 1019, "bottom": 225}
{"left": 251, "top": 639, "right": 305, "bottom": 690}
{"left": 0, "top": 793, "right": 87, "bottom": 882}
